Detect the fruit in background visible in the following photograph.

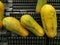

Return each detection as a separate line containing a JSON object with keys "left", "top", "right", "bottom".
{"left": 0, "top": 1, "right": 4, "bottom": 20}
{"left": 3, "top": 17, "right": 29, "bottom": 36}
{"left": 36, "top": 0, "right": 47, "bottom": 13}
{"left": 40, "top": 4, "right": 57, "bottom": 38}
{"left": 0, "top": 20, "right": 3, "bottom": 28}
{"left": 20, "top": 15, "right": 44, "bottom": 36}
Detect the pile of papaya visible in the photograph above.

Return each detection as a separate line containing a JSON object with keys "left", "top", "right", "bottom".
{"left": 0, "top": 0, "right": 57, "bottom": 38}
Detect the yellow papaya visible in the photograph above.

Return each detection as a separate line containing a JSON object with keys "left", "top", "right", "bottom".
{"left": 3, "top": 17, "right": 29, "bottom": 37}
{"left": 41, "top": 4, "right": 57, "bottom": 38}
{"left": 20, "top": 15, "right": 44, "bottom": 36}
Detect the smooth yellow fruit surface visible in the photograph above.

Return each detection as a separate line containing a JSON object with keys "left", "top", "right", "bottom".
{"left": 3, "top": 17, "right": 29, "bottom": 36}
{"left": 0, "top": 1, "right": 4, "bottom": 20}
{"left": 36, "top": 0, "right": 47, "bottom": 13}
{"left": 41, "top": 4, "right": 57, "bottom": 38}
{"left": 21, "top": 15, "right": 44, "bottom": 36}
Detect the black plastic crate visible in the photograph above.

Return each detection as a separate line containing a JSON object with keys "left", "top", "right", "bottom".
{"left": 0, "top": 0, "right": 60, "bottom": 45}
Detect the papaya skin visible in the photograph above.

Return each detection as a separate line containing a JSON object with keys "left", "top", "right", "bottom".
{"left": 0, "top": 1, "right": 4, "bottom": 20}
{"left": 40, "top": 4, "right": 57, "bottom": 38}
{"left": 3, "top": 17, "right": 29, "bottom": 37}
{"left": 36, "top": 0, "right": 47, "bottom": 13}
{"left": 20, "top": 15, "right": 44, "bottom": 37}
